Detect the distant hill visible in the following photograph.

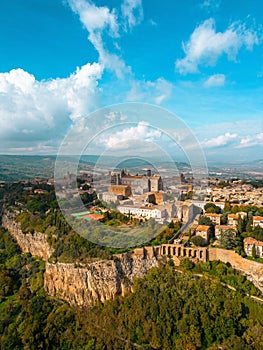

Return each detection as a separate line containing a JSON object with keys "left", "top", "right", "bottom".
{"left": 0, "top": 155, "right": 190, "bottom": 182}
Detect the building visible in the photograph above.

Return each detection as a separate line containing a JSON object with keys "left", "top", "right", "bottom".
{"left": 236, "top": 211, "right": 247, "bottom": 220}
{"left": 117, "top": 204, "right": 167, "bottom": 222}
{"left": 100, "top": 192, "right": 122, "bottom": 203}
{"left": 151, "top": 191, "right": 164, "bottom": 205}
{"left": 121, "top": 175, "right": 149, "bottom": 194}
{"left": 205, "top": 213, "right": 221, "bottom": 225}
{"left": 111, "top": 169, "right": 163, "bottom": 195}
{"left": 195, "top": 225, "right": 210, "bottom": 243}
{"left": 215, "top": 225, "right": 236, "bottom": 239}
{"left": 244, "top": 237, "right": 263, "bottom": 258}
{"left": 227, "top": 214, "right": 239, "bottom": 227}
{"left": 109, "top": 185, "right": 132, "bottom": 197}
{"left": 253, "top": 216, "right": 263, "bottom": 228}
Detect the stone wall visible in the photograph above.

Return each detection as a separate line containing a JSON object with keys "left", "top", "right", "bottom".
{"left": 208, "top": 248, "right": 263, "bottom": 293}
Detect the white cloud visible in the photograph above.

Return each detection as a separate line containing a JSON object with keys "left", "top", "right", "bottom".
{"left": 176, "top": 18, "right": 261, "bottom": 74}
{"left": 204, "top": 74, "right": 225, "bottom": 87}
{"left": 0, "top": 63, "right": 102, "bottom": 150}
{"left": 121, "top": 0, "right": 143, "bottom": 30}
{"left": 68, "top": 0, "right": 119, "bottom": 36}
{"left": 238, "top": 133, "right": 263, "bottom": 148}
{"left": 200, "top": 0, "right": 221, "bottom": 11}
{"left": 68, "top": 0, "right": 130, "bottom": 78}
{"left": 202, "top": 132, "right": 238, "bottom": 148}
{"left": 101, "top": 121, "right": 162, "bottom": 150}
{"left": 126, "top": 77, "right": 172, "bottom": 104}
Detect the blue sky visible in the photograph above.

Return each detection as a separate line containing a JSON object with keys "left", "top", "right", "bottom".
{"left": 0, "top": 0, "right": 262, "bottom": 163}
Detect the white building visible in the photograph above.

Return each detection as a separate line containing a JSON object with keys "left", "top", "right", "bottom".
{"left": 117, "top": 204, "right": 167, "bottom": 222}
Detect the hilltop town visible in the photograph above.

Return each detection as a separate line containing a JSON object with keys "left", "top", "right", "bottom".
{"left": 1, "top": 164, "right": 263, "bottom": 349}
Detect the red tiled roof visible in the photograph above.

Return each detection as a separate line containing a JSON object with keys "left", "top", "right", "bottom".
{"left": 122, "top": 175, "right": 143, "bottom": 179}
{"left": 205, "top": 213, "right": 221, "bottom": 217}
{"left": 228, "top": 214, "right": 239, "bottom": 219}
{"left": 244, "top": 237, "right": 257, "bottom": 245}
{"left": 196, "top": 225, "right": 210, "bottom": 231}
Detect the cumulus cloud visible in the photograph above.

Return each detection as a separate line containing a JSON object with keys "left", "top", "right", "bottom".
{"left": 126, "top": 77, "right": 173, "bottom": 104}
{"left": 0, "top": 63, "right": 102, "bottom": 150}
{"left": 202, "top": 132, "right": 238, "bottom": 148}
{"left": 238, "top": 133, "right": 263, "bottom": 148}
{"left": 176, "top": 18, "right": 261, "bottom": 74}
{"left": 121, "top": 0, "right": 143, "bottom": 30}
{"left": 204, "top": 74, "right": 225, "bottom": 87}
{"left": 101, "top": 121, "right": 162, "bottom": 150}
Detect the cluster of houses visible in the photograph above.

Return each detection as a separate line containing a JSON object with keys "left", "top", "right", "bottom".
{"left": 194, "top": 212, "right": 263, "bottom": 253}
{"left": 206, "top": 180, "right": 263, "bottom": 207}
{"left": 243, "top": 237, "right": 263, "bottom": 258}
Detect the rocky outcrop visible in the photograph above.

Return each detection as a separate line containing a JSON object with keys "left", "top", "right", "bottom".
{"left": 45, "top": 251, "right": 159, "bottom": 306}
{"left": 209, "top": 248, "right": 263, "bottom": 294}
{"left": 2, "top": 210, "right": 262, "bottom": 305}
{"left": 2, "top": 211, "right": 54, "bottom": 260}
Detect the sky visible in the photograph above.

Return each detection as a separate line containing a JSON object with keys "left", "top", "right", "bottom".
{"left": 0, "top": 0, "right": 262, "bottom": 163}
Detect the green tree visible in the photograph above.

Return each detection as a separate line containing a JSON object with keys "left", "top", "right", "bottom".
{"left": 223, "top": 201, "right": 231, "bottom": 213}
{"left": 180, "top": 258, "right": 194, "bottom": 270}
{"left": 199, "top": 216, "right": 213, "bottom": 227}
{"left": 219, "top": 229, "right": 236, "bottom": 250}
{"left": 204, "top": 203, "right": 221, "bottom": 214}
{"left": 191, "top": 235, "right": 207, "bottom": 247}
{"left": 252, "top": 244, "right": 256, "bottom": 258}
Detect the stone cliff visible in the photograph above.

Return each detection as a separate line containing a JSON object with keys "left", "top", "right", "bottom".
{"left": 2, "top": 211, "right": 159, "bottom": 306}
{"left": 2, "top": 211, "right": 263, "bottom": 306}
{"left": 2, "top": 211, "right": 54, "bottom": 260}
{"left": 45, "top": 251, "right": 159, "bottom": 306}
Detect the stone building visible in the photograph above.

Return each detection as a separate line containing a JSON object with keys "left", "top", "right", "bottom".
{"left": 227, "top": 214, "right": 239, "bottom": 227}
{"left": 244, "top": 237, "right": 263, "bottom": 258}
{"left": 195, "top": 225, "right": 211, "bottom": 243}
{"left": 111, "top": 169, "right": 163, "bottom": 195}
{"left": 205, "top": 213, "right": 221, "bottom": 225}
{"left": 253, "top": 216, "right": 263, "bottom": 228}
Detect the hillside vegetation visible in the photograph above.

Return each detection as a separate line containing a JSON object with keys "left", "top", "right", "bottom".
{"left": 1, "top": 229, "right": 263, "bottom": 350}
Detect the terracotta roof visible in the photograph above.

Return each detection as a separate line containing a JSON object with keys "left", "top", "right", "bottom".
{"left": 253, "top": 216, "right": 263, "bottom": 220}
{"left": 205, "top": 213, "right": 221, "bottom": 217}
{"left": 122, "top": 175, "right": 143, "bottom": 179}
{"left": 228, "top": 214, "right": 239, "bottom": 219}
{"left": 244, "top": 237, "right": 257, "bottom": 245}
{"left": 196, "top": 225, "right": 210, "bottom": 231}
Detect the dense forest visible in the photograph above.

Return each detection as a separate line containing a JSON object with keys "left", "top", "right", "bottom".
{"left": 1, "top": 229, "right": 263, "bottom": 350}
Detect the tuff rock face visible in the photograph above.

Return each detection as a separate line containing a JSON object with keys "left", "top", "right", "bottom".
{"left": 2, "top": 211, "right": 54, "bottom": 260}
{"left": 44, "top": 253, "right": 159, "bottom": 306}
{"left": 2, "top": 211, "right": 263, "bottom": 306}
